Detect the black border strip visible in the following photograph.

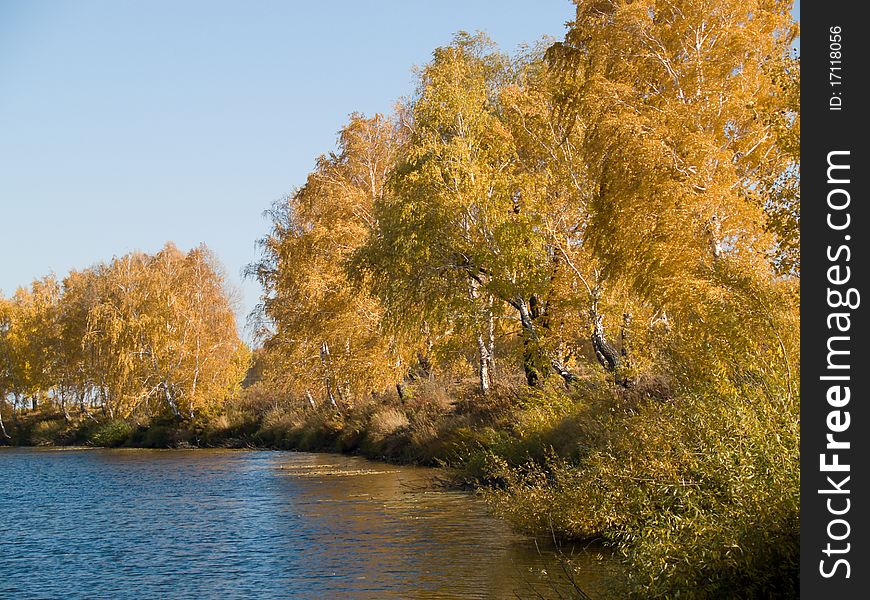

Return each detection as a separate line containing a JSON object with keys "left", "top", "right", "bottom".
{"left": 801, "top": 1, "right": 868, "bottom": 596}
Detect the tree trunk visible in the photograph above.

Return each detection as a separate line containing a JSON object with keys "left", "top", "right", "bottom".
{"left": 11, "top": 392, "right": 20, "bottom": 426}
{"left": 619, "top": 312, "right": 634, "bottom": 387}
{"left": 486, "top": 296, "right": 496, "bottom": 382}
{"left": 59, "top": 386, "right": 71, "bottom": 421}
{"left": 550, "top": 355, "right": 578, "bottom": 384}
{"left": 707, "top": 215, "right": 723, "bottom": 260}
{"left": 476, "top": 333, "right": 491, "bottom": 394}
{"left": 98, "top": 386, "right": 113, "bottom": 418}
{"left": 162, "top": 381, "right": 181, "bottom": 420}
{"left": 513, "top": 296, "right": 576, "bottom": 386}
{"left": 591, "top": 314, "right": 620, "bottom": 373}
{"left": 589, "top": 291, "right": 628, "bottom": 386}
{"left": 467, "top": 280, "right": 495, "bottom": 393}
{"left": 0, "top": 399, "right": 10, "bottom": 439}
{"left": 396, "top": 382, "right": 406, "bottom": 404}
{"left": 78, "top": 390, "right": 96, "bottom": 421}
{"left": 523, "top": 342, "right": 541, "bottom": 387}
{"left": 319, "top": 341, "right": 339, "bottom": 410}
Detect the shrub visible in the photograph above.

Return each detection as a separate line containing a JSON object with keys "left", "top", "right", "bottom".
{"left": 368, "top": 407, "right": 410, "bottom": 440}
{"left": 485, "top": 384, "right": 799, "bottom": 599}
{"left": 141, "top": 424, "right": 174, "bottom": 448}
{"left": 90, "top": 420, "right": 135, "bottom": 447}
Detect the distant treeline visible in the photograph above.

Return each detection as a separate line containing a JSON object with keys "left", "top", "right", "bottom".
{"left": 0, "top": 243, "right": 248, "bottom": 433}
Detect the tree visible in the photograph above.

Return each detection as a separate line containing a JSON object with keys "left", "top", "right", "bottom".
{"left": 0, "top": 296, "right": 16, "bottom": 437}
{"left": 84, "top": 244, "right": 248, "bottom": 420}
{"left": 546, "top": 0, "right": 798, "bottom": 297}
{"left": 57, "top": 267, "right": 104, "bottom": 417}
{"left": 358, "top": 34, "right": 584, "bottom": 391}
{"left": 501, "top": 47, "right": 641, "bottom": 385}
{"left": 0, "top": 277, "right": 62, "bottom": 412}
{"left": 251, "top": 114, "right": 408, "bottom": 406}
{"left": 0, "top": 243, "right": 249, "bottom": 425}
{"left": 131, "top": 243, "right": 249, "bottom": 419}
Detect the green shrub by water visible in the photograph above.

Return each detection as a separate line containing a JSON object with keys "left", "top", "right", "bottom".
{"left": 90, "top": 420, "right": 135, "bottom": 447}
{"left": 475, "top": 382, "right": 799, "bottom": 599}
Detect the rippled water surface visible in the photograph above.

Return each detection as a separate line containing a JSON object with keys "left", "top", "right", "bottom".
{"left": 0, "top": 448, "right": 616, "bottom": 599}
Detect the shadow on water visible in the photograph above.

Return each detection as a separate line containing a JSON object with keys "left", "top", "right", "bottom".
{"left": 0, "top": 448, "right": 622, "bottom": 599}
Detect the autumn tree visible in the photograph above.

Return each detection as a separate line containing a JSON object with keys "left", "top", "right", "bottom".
{"left": 0, "top": 296, "right": 16, "bottom": 437}
{"left": 357, "top": 34, "right": 589, "bottom": 391}
{"left": 499, "top": 47, "right": 644, "bottom": 385}
{"left": 546, "top": 0, "right": 799, "bottom": 298}
{"left": 0, "top": 243, "right": 248, "bottom": 425}
{"left": 251, "top": 114, "right": 408, "bottom": 406}
{"left": 129, "top": 244, "right": 248, "bottom": 419}
{"left": 240, "top": 6, "right": 799, "bottom": 596}
{"left": 57, "top": 267, "right": 105, "bottom": 417}
{"left": 529, "top": 0, "right": 800, "bottom": 393}
{"left": 0, "top": 277, "right": 63, "bottom": 412}
{"left": 83, "top": 244, "right": 248, "bottom": 420}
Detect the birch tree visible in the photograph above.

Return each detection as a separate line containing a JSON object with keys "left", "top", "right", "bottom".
{"left": 251, "top": 114, "right": 408, "bottom": 406}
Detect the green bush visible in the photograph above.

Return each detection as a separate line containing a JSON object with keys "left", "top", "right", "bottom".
{"left": 484, "top": 384, "right": 799, "bottom": 599}
{"left": 90, "top": 420, "right": 135, "bottom": 447}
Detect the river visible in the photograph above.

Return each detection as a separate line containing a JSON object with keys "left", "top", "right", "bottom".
{"left": 0, "top": 448, "right": 618, "bottom": 599}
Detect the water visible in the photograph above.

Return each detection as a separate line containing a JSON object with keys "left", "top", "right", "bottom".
{"left": 0, "top": 448, "right": 617, "bottom": 599}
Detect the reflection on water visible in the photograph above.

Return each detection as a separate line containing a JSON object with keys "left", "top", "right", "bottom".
{"left": 0, "top": 448, "right": 618, "bottom": 599}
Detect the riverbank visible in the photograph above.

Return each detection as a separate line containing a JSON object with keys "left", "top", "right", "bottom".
{"left": 4, "top": 387, "right": 622, "bottom": 598}
{"left": 2, "top": 379, "right": 517, "bottom": 469}
{"left": 2, "top": 371, "right": 798, "bottom": 599}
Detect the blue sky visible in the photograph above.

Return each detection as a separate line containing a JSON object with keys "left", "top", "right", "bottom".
{"left": 0, "top": 1, "right": 798, "bottom": 341}
{"left": 0, "top": 1, "right": 574, "bottom": 337}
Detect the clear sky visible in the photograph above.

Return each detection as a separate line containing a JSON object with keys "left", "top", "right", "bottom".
{"left": 0, "top": 0, "right": 575, "bottom": 339}
{"left": 0, "top": 0, "right": 798, "bottom": 341}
